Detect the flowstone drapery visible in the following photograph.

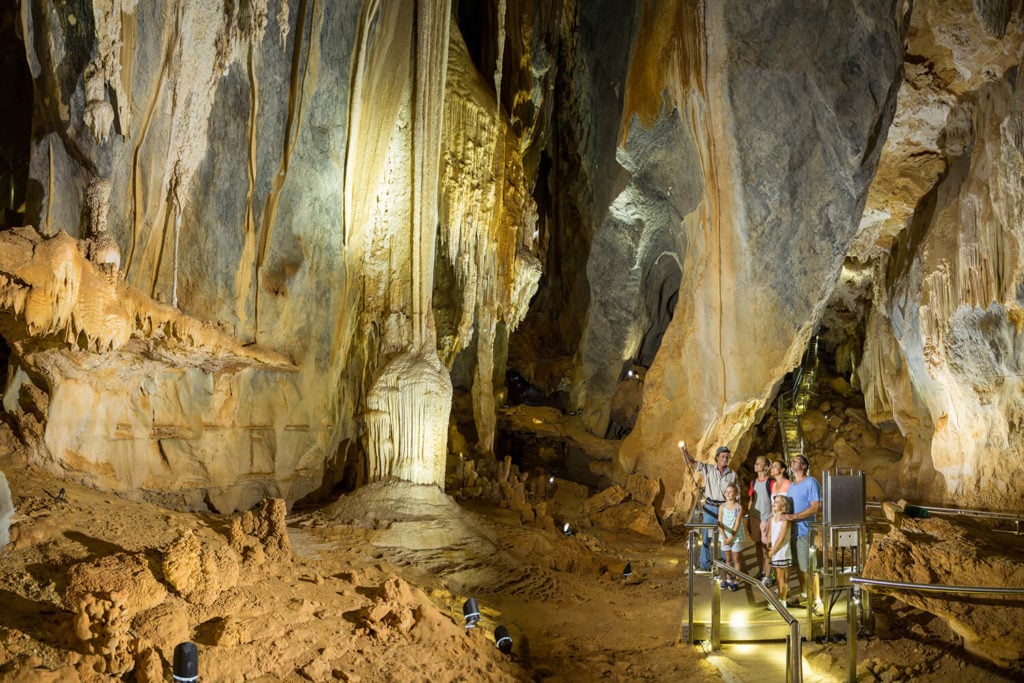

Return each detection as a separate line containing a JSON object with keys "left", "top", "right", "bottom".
{"left": 343, "top": 1, "right": 453, "bottom": 486}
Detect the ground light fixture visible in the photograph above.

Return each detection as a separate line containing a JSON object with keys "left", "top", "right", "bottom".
{"left": 623, "top": 562, "right": 632, "bottom": 581}
{"left": 173, "top": 642, "right": 198, "bottom": 682}
{"left": 562, "top": 522, "right": 572, "bottom": 535}
{"left": 463, "top": 597, "right": 481, "bottom": 629}
{"left": 494, "top": 625, "right": 513, "bottom": 654}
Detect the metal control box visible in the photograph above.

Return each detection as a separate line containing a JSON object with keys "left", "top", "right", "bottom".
{"left": 837, "top": 530, "right": 859, "bottom": 547}
{"left": 824, "top": 471, "right": 866, "bottom": 525}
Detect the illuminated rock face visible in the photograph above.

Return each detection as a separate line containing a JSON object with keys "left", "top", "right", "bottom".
{"left": 605, "top": 1, "right": 907, "bottom": 521}
{"left": 850, "top": 2, "right": 1024, "bottom": 511}
{"left": 6, "top": 0, "right": 1024, "bottom": 520}
{"left": 9, "top": 0, "right": 538, "bottom": 501}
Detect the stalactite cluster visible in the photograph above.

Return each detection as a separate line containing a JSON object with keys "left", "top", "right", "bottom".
{"left": 441, "top": 26, "right": 541, "bottom": 453}
{"left": 0, "top": 227, "right": 292, "bottom": 368}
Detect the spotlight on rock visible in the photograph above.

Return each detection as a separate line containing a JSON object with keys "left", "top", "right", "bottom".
{"left": 622, "top": 562, "right": 632, "bottom": 582}
{"left": 173, "top": 642, "right": 198, "bottom": 682}
{"left": 562, "top": 522, "right": 572, "bottom": 536}
{"left": 494, "top": 625, "right": 513, "bottom": 654}
{"left": 463, "top": 597, "right": 481, "bottom": 629}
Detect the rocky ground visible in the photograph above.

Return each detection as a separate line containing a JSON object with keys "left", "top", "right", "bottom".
{"left": 1, "top": 415, "right": 1023, "bottom": 681}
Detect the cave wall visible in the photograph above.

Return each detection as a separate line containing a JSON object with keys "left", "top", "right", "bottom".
{"left": 6, "top": 0, "right": 541, "bottom": 509}
{"left": 6, "top": 0, "right": 1024, "bottom": 519}
{"left": 590, "top": 1, "right": 909, "bottom": 521}
{"left": 10, "top": 0, "right": 359, "bottom": 510}
{"left": 842, "top": 1, "right": 1024, "bottom": 511}
{"left": 860, "top": 73, "right": 1024, "bottom": 510}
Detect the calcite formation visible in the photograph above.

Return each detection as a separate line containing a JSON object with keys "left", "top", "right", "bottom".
{"left": 855, "top": 2, "right": 1024, "bottom": 510}
{"left": 5, "top": 0, "right": 1024, "bottom": 525}
{"left": 613, "top": 0, "right": 908, "bottom": 521}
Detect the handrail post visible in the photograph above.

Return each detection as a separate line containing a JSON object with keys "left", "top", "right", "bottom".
{"left": 788, "top": 619, "right": 802, "bottom": 683}
{"left": 687, "top": 530, "right": 696, "bottom": 644}
{"left": 711, "top": 533, "right": 721, "bottom": 650}
{"left": 847, "top": 586, "right": 857, "bottom": 683}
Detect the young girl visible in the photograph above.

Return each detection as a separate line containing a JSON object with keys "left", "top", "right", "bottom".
{"left": 718, "top": 483, "right": 745, "bottom": 590}
{"left": 768, "top": 495, "right": 794, "bottom": 602}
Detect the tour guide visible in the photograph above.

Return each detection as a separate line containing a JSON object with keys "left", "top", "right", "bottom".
{"left": 680, "top": 442, "right": 738, "bottom": 571}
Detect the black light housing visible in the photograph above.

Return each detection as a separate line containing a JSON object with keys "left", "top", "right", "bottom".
{"left": 494, "top": 625, "right": 512, "bottom": 654}
{"left": 463, "top": 597, "right": 480, "bottom": 629}
{"left": 173, "top": 642, "right": 198, "bottom": 682}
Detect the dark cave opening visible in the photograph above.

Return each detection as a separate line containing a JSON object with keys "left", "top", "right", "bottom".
{"left": 0, "top": 2, "right": 32, "bottom": 230}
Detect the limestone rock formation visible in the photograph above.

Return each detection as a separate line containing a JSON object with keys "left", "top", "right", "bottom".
{"left": 609, "top": 1, "right": 908, "bottom": 521}
{"left": 162, "top": 529, "right": 240, "bottom": 606}
{"left": 863, "top": 515, "right": 1024, "bottom": 665}
{"left": 228, "top": 497, "right": 292, "bottom": 563}
{"left": 854, "top": 2, "right": 1024, "bottom": 510}
{"left": 65, "top": 552, "right": 168, "bottom": 676}
{"left": 3, "top": 0, "right": 1022, "bottom": 590}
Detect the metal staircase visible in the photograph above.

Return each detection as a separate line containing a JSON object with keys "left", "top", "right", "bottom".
{"left": 777, "top": 336, "right": 820, "bottom": 463}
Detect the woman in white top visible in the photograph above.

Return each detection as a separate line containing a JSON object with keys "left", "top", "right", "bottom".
{"left": 768, "top": 495, "right": 793, "bottom": 602}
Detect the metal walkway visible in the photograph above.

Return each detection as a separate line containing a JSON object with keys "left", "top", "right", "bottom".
{"left": 686, "top": 540, "right": 852, "bottom": 644}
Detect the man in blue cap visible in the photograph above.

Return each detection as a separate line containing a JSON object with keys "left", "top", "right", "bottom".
{"left": 680, "top": 442, "right": 738, "bottom": 571}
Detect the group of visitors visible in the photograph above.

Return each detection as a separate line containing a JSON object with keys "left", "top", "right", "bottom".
{"left": 679, "top": 442, "right": 821, "bottom": 609}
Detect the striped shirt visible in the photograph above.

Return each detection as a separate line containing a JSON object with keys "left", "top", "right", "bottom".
{"left": 694, "top": 461, "right": 737, "bottom": 502}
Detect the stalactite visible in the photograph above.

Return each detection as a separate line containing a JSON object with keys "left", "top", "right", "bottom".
{"left": 342, "top": 1, "right": 455, "bottom": 486}
{"left": 438, "top": 25, "right": 541, "bottom": 453}
{"left": 0, "top": 228, "right": 293, "bottom": 370}
{"left": 171, "top": 199, "right": 181, "bottom": 308}
{"left": 410, "top": 1, "right": 452, "bottom": 350}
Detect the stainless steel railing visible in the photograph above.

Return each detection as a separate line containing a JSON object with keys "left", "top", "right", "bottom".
{"left": 685, "top": 525, "right": 804, "bottom": 683}
{"left": 850, "top": 577, "right": 1024, "bottom": 596}
{"left": 864, "top": 501, "right": 1023, "bottom": 533}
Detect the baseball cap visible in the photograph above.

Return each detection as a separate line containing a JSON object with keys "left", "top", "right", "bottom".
{"left": 715, "top": 446, "right": 731, "bottom": 455}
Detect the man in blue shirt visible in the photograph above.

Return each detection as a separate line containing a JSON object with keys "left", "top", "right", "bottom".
{"left": 782, "top": 455, "right": 821, "bottom": 609}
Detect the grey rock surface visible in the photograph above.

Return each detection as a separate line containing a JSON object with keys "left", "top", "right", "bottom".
{"left": 0, "top": 470, "right": 13, "bottom": 548}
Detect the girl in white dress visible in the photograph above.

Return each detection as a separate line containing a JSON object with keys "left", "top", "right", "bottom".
{"left": 769, "top": 495, "right": 793, "bottom": 602}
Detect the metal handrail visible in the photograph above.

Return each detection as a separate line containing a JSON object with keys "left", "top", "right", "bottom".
{"left": 863, "top": 501, "right": 1023, "bottom": 535}
{"left": 683, "top": 523, "right": 803, "bottom": 683}
{"left": 710, "top": 559, "right": 803, "bottom": 683}
{"left": 710, "top": 561, "right": 800, "bottom": 627}
{"left": 864, "top": 501, "right": 1024, "bottom": 524}
{"left": 851, "top": 577, "right": 1024, "bottom": 596}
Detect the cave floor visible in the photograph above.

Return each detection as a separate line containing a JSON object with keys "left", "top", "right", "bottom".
{"left": 1, "top": 445, "right": 1021, "bottom": 681}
